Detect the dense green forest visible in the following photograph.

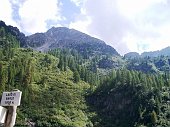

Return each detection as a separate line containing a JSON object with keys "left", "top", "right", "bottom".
{"left": 0, "top": 25, "right": 170, "bottom": 127}
{"left": 125, "top": 55, "right": 170, "bottom": 73}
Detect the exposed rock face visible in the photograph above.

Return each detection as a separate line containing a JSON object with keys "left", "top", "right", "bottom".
{"left": 26, "top": 27, "right": 120, "bottom": 57}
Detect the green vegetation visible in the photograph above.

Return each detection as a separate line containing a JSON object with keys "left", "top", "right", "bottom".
{"left": 125, "top": 55, "right": 170, "bottom": 73}
{"left": 0, "top": 25, "right": 169, "bottom": 127}
{"left": 87, "top": 69, "right": 170, "bottom": 127}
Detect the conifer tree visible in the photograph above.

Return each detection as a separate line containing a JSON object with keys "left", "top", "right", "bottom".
{"left": 151, "top": 110, "right": 157, "bottom": 125}
{"left": 73, "top": 70, "right": 80, "bottom": 83}
{"left": 0, "top": 62, "right": 5, "bottom": 92}
{"left": 80, "top": 66, "right": 85, "bottom": 80}
{"left": 126, "top": 70, "right": 132, "bottom": 85}
{"left": 58, "top": 54, "right": 64, "bottom": 71}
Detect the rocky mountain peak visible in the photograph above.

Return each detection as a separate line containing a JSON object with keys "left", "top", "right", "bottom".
{"left": 0, "top": 20, "right": 120, "bottom": 57}
{"left": 26, "top": 26, "right": 119, "bottom": 57}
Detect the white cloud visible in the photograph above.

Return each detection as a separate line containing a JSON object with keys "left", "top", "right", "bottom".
{"left": 117, "top": 0, "right": 166, "bottom": 19}
{"left": 69, "top": 0, "right": 170, "bottom": 55}
{"left": 10, "top": 0, "right": 26, "bottom": 6}
{"left": 0, "top": 0, "right": 17, "bottom": 26}
{"left": 18, "top": 0, "right": 63, "bottom": 34}
{"left": 70, "top": 0, "right": 134, "bottom": 54}
{"left": 1, "top": 0, "right": 170, "bottom": 55}
{"left": 70, "top": 0, "right": 82, "bottom": 6}
{"left": 69, "top": 7, "right": 91, "bottom": 35}
{"left": 69, "top": 18, "right": 91, "bottom": 35}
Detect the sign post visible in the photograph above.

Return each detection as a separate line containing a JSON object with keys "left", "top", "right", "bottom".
{"left": 0, "top": 90, "right": 22, "bottom": 127}
{"left": 0, "top": 106, "right": 7, "bottom": 123}
{"left": 1, "top": 91, "right": 22, "bottom": 106}
{"left": 4, "top": 106, "right": 17, "bottom": 127}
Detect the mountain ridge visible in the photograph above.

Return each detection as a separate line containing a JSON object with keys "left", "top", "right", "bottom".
{"left": 0, "top": 20, "right": 119, "bottom": 57}
{"left": 1, "top": 20, "right": 170, "bottom": 58}
{"left": 142, "top": 46, "right": 170, "bottom": 57}
{"left": 124, "top": 46, "right": 170, "bottom": 58}
{"left": 26, "top": 26, "right": 120, "bottom": 57}
{"left": 0, "top": 21, "right": 26, "bottom": 47}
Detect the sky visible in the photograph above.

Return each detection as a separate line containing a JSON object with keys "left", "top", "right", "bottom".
{"left": 0, "top": 0, "right": 170, "bottom": 55}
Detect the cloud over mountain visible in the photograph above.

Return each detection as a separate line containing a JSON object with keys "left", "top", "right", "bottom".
{"left": 69, "top": 0, "right": 170, "bottom": 54}
{"left": 1, "top": 0, "right": 170, "bottom": 54}
{"left": 1, "top": 0, "right": 63, "bottom": 34}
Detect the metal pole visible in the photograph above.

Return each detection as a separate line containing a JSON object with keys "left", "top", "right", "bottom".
{"left": 4, "top": 106, "right": 17, "bottom": 127}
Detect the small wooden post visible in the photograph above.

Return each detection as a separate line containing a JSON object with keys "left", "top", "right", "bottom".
{"left": 4, "top": 106, "right": 17, "bottom": 127}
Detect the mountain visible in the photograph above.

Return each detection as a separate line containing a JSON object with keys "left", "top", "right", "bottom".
{"left": 0, "top": 20, "right": 119, "bottom": 57}
{"left": 26, "top": 27, "right": 119, "bottom": 57}
{"left": 0, "top": 21, "right": 170, "bottom": 127}
{"left": 141, "top": 46, "right": 170, "bottom": 57}
{"left": 124, "top": 47, "right": 170, "bottom": 58}
{"left": 124, "top": 52, "right": 140, "bottom": 59}
{"left": 0, "top": 21, "right": 26, "bottom": 47}
{"left": 0, "top": 20, "right": 122, "bottom": 70}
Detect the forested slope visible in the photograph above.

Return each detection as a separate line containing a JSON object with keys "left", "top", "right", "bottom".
{"left": 0, "top": 22, "right": 170, "bottom": 127}
{"left": 0, "top": 26, "right": 93, "bottom": 126}
{"left": 88, "top": 69, "right": 170, "bottom": 127}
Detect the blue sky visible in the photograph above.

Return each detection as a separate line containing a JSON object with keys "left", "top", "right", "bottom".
{"left": 0, "top": 0, "right": 170, "bottom": 55}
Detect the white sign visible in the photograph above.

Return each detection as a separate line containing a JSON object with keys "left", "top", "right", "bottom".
{"left": 0, "top": 106, "right": 7, "bottom": 123}
{"left": 1, "top": 91, "right": 22, "bottom": 106}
